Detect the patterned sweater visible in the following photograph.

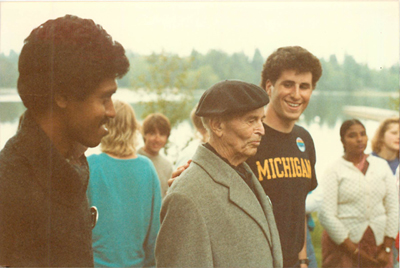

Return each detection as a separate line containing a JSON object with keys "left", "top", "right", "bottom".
{"left": 319, "top": 155, "right": 398, "bottom": 246}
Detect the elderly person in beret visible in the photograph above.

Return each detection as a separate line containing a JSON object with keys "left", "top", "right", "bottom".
{"left": 155, "top": 80, "right": 283, "bottom": 268}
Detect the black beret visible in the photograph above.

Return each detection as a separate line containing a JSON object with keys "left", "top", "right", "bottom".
{"left": 195, "top": 80, "right": 269, "bottom": 117}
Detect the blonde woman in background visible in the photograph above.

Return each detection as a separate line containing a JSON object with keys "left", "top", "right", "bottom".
{"left": 371, "top": 117, "right": 399, "bottom": 175}
{"left": 87, "top": 100, "right": 161, "bottom": 267}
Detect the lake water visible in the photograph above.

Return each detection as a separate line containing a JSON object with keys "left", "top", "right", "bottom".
{"left": 0, "top": 88, "right": 398, "bottom": 180}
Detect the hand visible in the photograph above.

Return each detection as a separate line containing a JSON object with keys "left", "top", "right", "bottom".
{"left": 340, "top": 239, "right": 379, "bottom": 267}
{"left": 168, "top": 160, "right": 191, "bottom": 186}
{"left": 299, "top": 263, "right": 308, "bottom": 268}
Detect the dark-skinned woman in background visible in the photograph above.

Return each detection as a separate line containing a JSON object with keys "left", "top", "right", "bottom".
{"left": 319, "top": 119, "right": 398, "bottom": 268}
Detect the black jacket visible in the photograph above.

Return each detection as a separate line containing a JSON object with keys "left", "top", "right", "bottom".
{"left": 0, "top": 111, "right": 94, "bottom": 267}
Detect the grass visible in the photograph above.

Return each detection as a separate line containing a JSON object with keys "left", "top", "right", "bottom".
{"left": 310, "top": 212, "right": 323, "bottom": 267}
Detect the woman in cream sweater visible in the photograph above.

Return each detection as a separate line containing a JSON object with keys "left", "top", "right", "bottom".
{"left": 319, "top": 119, "right": 398, "bottom": 268}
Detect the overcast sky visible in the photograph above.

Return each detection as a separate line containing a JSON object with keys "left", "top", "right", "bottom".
{"left": 0, "top": 1, "right": 398, "bottom": 70}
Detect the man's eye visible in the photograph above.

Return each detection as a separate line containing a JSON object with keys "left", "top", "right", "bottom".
{"left": 283, "top": 83, "right": 292, "bottom": 88}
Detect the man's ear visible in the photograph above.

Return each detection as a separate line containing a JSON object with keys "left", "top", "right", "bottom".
{"left": 265, "top": 80, "right": 274, "bottom": 97}
{"left": 209, "top": 117, "right": 224, "bottom": 138}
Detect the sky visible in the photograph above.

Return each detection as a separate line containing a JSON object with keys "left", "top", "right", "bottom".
{"left": 0, "top": 1, "right": 399, "bottom": 70}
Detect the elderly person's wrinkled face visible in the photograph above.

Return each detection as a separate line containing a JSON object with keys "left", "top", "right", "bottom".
{"left": 219, "top": 107, "right": 265, "bottom": 161}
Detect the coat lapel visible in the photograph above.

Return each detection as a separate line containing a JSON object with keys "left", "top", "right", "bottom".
{"left": 251, "top": 170, "right": 283, "bottom": 267}
{"left": 191, "top": 145, "right": 274, "bottom": 248}
{"left": 227, "top": 176, "right": 273, "bottom": 247}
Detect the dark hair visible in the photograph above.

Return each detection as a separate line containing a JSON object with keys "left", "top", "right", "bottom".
{"left": 142, "top": 113, "right": 171, "bottom": 138}
{"left": 260, "top": 46, "right": 322, "bottom": 90}
{"left": 17, "top": 14, "right": 130, "bottom": 114}
{"left": 340, "top": 119, "right": 365, "bottom": 142}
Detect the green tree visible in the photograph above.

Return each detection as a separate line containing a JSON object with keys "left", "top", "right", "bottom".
{"left": 389, "top": 96, "right": 399, "bottom": 111}
{"left": 343, "top": 54, "right": 362, "bottom": 92}
{"left": 131, "top": 51, "right": 197, "bottom": 129}
{"left": 202, "top": 49, "right": 231, "bottom": 80}
{"left": 317, "top": 57, "right": 346, "bottom": 91}
{"left": 191, "top": 65, "right": 220, "bottom": 90}
{"left": 251, "top": 49, "right": 264, "bottom": 85}
{"left": 229, "top": 52, "right": 255, "bottom": 83}
{"left": 329, "top": 54, "right": 339, "bottom": 67}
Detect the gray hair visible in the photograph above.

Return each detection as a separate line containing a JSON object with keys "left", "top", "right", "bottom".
{"left": 200, "top": 114, "right": 233, "bottom": 136}
{"left": 200, "top": 116, "right": 212, "bottom": 134}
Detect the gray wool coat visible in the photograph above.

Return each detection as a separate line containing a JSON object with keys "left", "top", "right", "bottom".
{"left": 155, "top": 145, "right": 283, "bottom": 268}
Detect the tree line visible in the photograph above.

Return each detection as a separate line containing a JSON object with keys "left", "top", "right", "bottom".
{"left": 1, "top": 49, "right": 398, "bottom": 128}
{"left": 1, "top": 48, "right": 398, "bottom": 92}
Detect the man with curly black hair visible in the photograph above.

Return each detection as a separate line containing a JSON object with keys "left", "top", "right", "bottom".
{"left": 0, "top": 15, "right": 129, "bottom": 267}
